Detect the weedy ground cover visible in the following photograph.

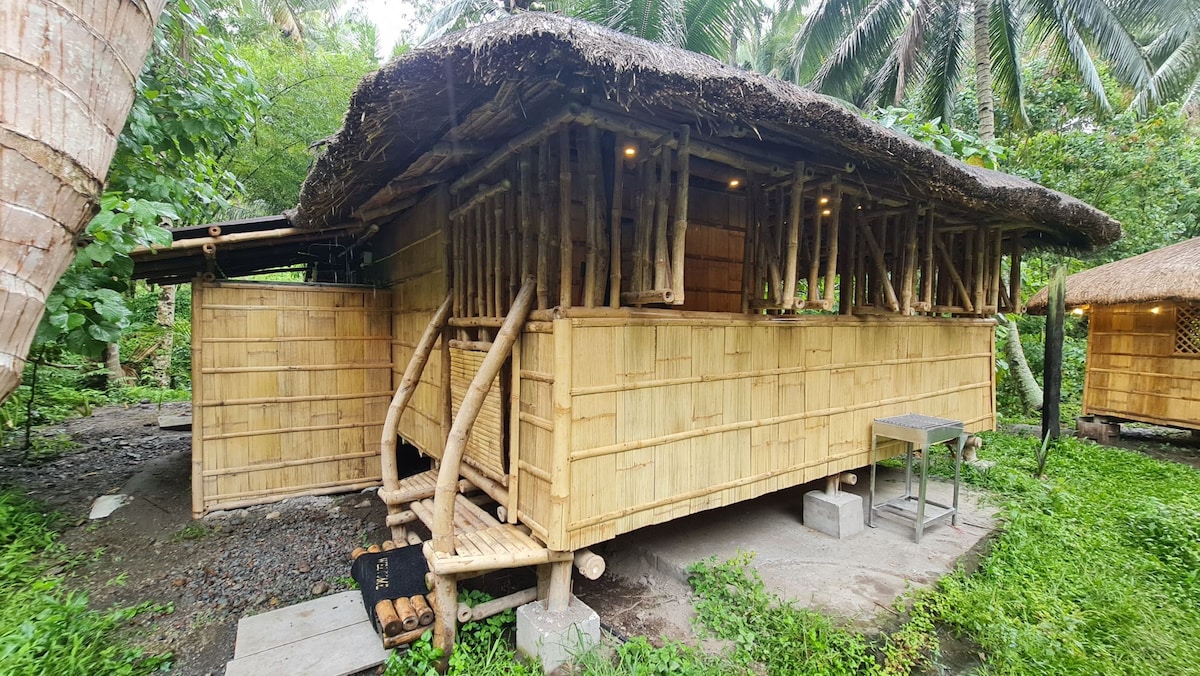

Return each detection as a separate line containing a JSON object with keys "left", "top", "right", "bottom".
{"left": 0, "top": 489, "right": 169, "bottom": 675}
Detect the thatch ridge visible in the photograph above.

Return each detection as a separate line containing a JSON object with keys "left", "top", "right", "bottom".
{"left": 1026, "top": 237, "right": 1200, "bottom": 312}
{"left": 295, "top": 13, "right": 1119, "bottom": 252}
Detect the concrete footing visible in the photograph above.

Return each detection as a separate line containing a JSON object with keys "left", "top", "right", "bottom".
{"left": 515, "top": 596, "right": 600, "bottom": 673}
{"left": 802, "top": 490, "right": 864, "bottom": 539}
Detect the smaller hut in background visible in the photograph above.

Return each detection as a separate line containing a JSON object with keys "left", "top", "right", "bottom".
{"left": 1027, "top": 237, "right": 1200, "bottom": 435}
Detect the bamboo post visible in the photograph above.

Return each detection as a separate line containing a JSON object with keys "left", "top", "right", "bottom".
{"left": 631, "top": 152, "right": 650, "bottom": 294}
{"left": 740, "top": 177, "right": 758, "bottom": 313}
{"left": 934, "top": 235, "right": 975, "bottom": 312}
{"left": 431, "top": 573, "right": 457, "bottom": 667}
{"left": 900, "top": 207, "right": 919, "bottom": 314}
{"left": 653, "top": 146, "right": 672, "bottom": 290}
{"left": 494, "top": 195, "right": 504, "bottom": 315}
{"left": 972, "top": 227, "right": 986, "bottom": 313}
{"left": 669, "top": 125, "right": 690, "bottom": 305}
{"left": 537, "top": 142, "right": 551, "bottom": 309}
{"left": 860, "top": 225, "right": 900, "bottom": 312}
{"left": 508, "top": 158, "right": 519, "bottom": 308}
{"left": 484, "top": 197, "right": 496, "bottom": 317}
{"left": 854, "top": 210, "right": 866, "bottom": 309}
{"left": 452, "top": 215, "right": 464, "bottom": 319}
{"left": 822, "top": 176, "right": 842, "bottom": 310}
{"left": 546, "top": 559, "right": 572, "bottom": 612}
{"left": 475, "top": 203, "right": 487, "bottom": 316}
{"left": 782, "top": 162, "right": 805, "bottom": 310}
{"left": 609, "top": 136, "right": 626, "bottom": 308}
{"left": 808, "top": 191, "right": 824, "bottom": 303}
{"left": 380, "top": 293, "right": 454, "bottom": 540}
{"left": 921, "top": 207, "right": 934, "bottom": 309}
{"left": 520, "top": 147, "right": 535, "bottom": 291}
{"left": 190, "top": 280, "right": 205, "bottom": 516}
{"left": 507, "top": 332, "right": 521, "bottom": 523}
{"left": 1008, "top": 238, "right": 1023, "bottom": 313}
{"left": 583, "top": 130, "right": 599, "bottom": 308}
{"left": 431, "top": 279, "right": 536, "bottom": 555}
{"left": 987, "top": 226, "right": 1003, "bottom": 310}
{"left": 558, "top": 127, "right": 573, "bottom": 307}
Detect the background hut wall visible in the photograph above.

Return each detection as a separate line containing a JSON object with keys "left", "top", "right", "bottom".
{"left": 1083, "top": 302, "right": 1200, "bottom": 430}
{"left": 191, "top": 281, "right": 392, "bottom": 515}
{"left": 517, "top": 314, "right": 995, "bottom": 551}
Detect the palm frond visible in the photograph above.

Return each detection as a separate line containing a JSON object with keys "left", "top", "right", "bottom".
{"left": 682, "top": 0, "right": 761, "bottom": 59}
{"left": 788, "top": 0, "right": 872, "bottom": 85}
{"left": 1058, "top": 0, "right": 1157, "bottom": 100}
{"left": 1132, "top": 30, "right": 1200, "bottom": 113}
{"left": 917, "top": 0, "right": 968, "bottom": 123}
{"left": 421, "top": 0, "right": 507, "bottom": 43}
{"left": 808, "top": 0, "right": 909, "bottom": 93}
{"left": 990, "top": 0, "right": 1028, "bottom": 125}
{"left": 1025, "top": 0, "right": 1112, "bottom": 111}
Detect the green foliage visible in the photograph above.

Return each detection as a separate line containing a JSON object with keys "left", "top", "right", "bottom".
{"left": 928, "top": 432, "right": 1200, "bottom": 673}
{"left": 873, "top": 106, "right": 1006, "bottom": 168}
{"left": 225, "top": 33, "right": 377, "bottom": 212}
{"left": 384, "top": 589, "right": 539, "bottom": 675}
{"left": 0, "top": 490, "right": 170, "bottom": 674}
{"left": 1008, "top": 104, "right": 1200, "bottom": 262}
{"left": 995, "top": 314, "right": 1088, "bottom": 423}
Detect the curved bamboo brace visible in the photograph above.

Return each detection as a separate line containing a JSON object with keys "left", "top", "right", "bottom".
{"left": 379, "top": 292, "right": 453, "bottom": 511}
{"left": 431, "top": 278, "right": 536, "bottom": 556}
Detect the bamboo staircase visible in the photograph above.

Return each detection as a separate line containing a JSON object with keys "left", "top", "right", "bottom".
{"left": 376, "top": 279, "right": 571, "bottom": 656}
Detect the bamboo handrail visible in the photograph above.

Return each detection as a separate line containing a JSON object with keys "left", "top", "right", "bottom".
{"left": 432, "top": 279, "right": 536, "bottom": 556}
{"left": 380, "top": 293, "right": 453, "bottom": 511}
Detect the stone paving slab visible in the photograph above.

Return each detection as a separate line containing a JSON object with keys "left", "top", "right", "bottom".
{"left": 225, "top": 591, "right": 388, "bottom": 676}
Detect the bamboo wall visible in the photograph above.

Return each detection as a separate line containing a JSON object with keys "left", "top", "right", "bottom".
{"left": 508, "top": 315, "right": 995, "bottom": 551}
{"left": 191, "top": 281, "right": 392, "bottom": 515}
{"left": 1083, "top": 303, "right": 1200, "bottom": 430}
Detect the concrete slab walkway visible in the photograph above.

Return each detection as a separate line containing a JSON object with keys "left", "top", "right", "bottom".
{"left": 225, "top": 591, "right": 388, "bottom": 676}
{"left": 590, "top": 465, "right": 996, "bottom": 632}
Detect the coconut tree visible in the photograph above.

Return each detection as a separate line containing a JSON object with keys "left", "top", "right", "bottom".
{"left": 0, "top": 0, "right": 166, "bottom": 404}
{"left": 1131, "top": 0, "right": 1200, "bottom": 112}
{"left": 788, "top": 0, "right": 1158, "bottom": 142}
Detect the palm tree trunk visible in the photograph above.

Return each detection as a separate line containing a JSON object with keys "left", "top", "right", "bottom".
{"left": 998, "top": 314, "right": 1043, "bottom": 412}
{"left": 0, "top": 0, "right": 166, "bottom": 405}
{"left": 104, "top": 343, "right": 126, "bottom": 388}
{"left": 973, "top": 0, "right": 996, "bottom": 143}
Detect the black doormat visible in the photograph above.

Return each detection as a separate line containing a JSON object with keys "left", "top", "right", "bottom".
{"left": 350, "top": 545, "right": 430, "bottom": 633}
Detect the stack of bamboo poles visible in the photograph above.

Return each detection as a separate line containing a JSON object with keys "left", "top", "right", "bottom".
{"left": 350, "top": 543, "right": 436, "bottom": 649}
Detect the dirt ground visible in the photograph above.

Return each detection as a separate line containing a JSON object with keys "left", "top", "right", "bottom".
{"left": 1, "top": 405, "right": 1196, "bottom": 675}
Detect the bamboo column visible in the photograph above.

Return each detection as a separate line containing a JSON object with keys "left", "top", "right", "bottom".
{"left": 822, "top": 175, "right": 842, "bottom": 310}
{"left": 537, "top": 142, "right": 551, "bottom": 309}
{"left": 475, "top": 203, "right": 487, "bottom": 316}
{"left": 583, "top": 129, "right": 599, "bottom": 308}
{"left": 379, "top": 293, "right": 453, "bottom": 541}
{"left": 558, "top": 127, "right": 573, "bottom": 308}
{"left": 508, "top": 158, "right": 519, "bottom": 308}
{"left": 740, "top": 177, "right": 759, "bottom": 313}
{"left": 972, "top": 226, "right": 986, "bottom": 313}
{"left": 520, "top": 148, "right": 534, "bottom": 291}
{"left": 669, "top": 125, "right": 690, "bottom": 305}
{"left": 484, "top": 198, "right": 496, "bottom": 317}
{"left": 900, "top": 206, "right": 919, "bottom": 314}
{"left": 808, "top": 190, "right": 825, "bottom": 304}
{"left": 631, "top": 151, "right": 650, "bottom": 295}
{"left": 921, "top": 207, "right": 934, "bottom": 310}
{"left": 1008, "top": 238, "right": 1023, "bottom": 313}
{"left": 452, "top": 214, "right": 464, "bottom": 319}
{"left": 987, "top": 226, "right": 1003, "bottom": 311}
{"left": 782, "top": 162, "right": 806, "bottom": 310}
{"left": 609, "top": 136, "right": 626, "bottom": 308}
{"left": 653, "top": 146, "right": 672, "bottom": 290}
{"left": 935, "top": 234, "right": 974, "bottom": 312}
{"left": 493, "top": 195, "right": 504, "bottom": 315}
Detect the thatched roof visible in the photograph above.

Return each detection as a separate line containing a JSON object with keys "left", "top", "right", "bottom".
{"left": 295, "top": 13, "right": 1119, "bottom": 252}
{"left": 1026, "top": 237, "right": 1200, "bottom": 312}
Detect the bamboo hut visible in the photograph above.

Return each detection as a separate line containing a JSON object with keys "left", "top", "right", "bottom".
{"left": 1027, "top": 237, "right": 1200, "bottom": 433}
{"left": 133, "top": 14, "right": 1119, "bottom": 657}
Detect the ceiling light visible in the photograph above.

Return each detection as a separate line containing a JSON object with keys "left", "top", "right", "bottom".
{"left": 821, "top": 208, "right": 832, "bottom": 216}
{"left": 729, "top": 178, "right": 741, "bottom": 188}
{"left": 624, "top": 146, "right": 637, "bottom": 157}
{"left": 1071, "top": 308, "right": 1084, "bottom": 316}
{"left": 818, "top": 196, "right": 830, "bottom": 205}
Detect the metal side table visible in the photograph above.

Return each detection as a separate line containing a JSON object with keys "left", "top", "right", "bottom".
{"left": 868, "top": 414, "right": 967, "bottom": 543}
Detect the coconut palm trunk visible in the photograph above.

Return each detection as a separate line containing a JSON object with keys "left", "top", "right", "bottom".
{"left": 0, "top": 0, "right": 165, "bottom": 404}
{"left": 973, "top": 0, "right": 996, "bottom": 143}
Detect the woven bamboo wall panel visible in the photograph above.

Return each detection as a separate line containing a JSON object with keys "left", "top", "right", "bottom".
{"left": 386, "top": 193, "right": 449, "bottom": 458}
{"left": 193, "top": 282, "right": 392, "bottom": 515}
{"left": 1084, "top": 303, "right": 1200, "bottom": 430}
{"left": 515, "top": 332, "right": 555, "bottom": 540}
{"left": 561, "top": 317, "right": 994, "bottom": 549}
{"left": 449, "top": 348, "right": 506, "bottom": 482}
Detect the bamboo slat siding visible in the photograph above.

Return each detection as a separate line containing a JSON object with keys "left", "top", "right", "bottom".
{"left": 449, "top": 348, "right": 506, "bottom": 482}
{"left": 1084, "top": 303, "right": 1200, "bottom": 430}
{"left": 501, "top": 316, "right": 995, "bottom": 551}
{"left": 193, "top": 281, "right": 391, "bottom": 515}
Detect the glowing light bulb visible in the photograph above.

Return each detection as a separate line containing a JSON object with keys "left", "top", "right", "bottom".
{"left": 1151, "top": 306, "right": 1161, "bottom": 314}
{"left": 821, "top": 208, "right": 832, "bottom": 216}
{"left": 1071, "top": 308, "right": 1084, "bottom": 316}
{"left": 624, "top": 146, "right": 637, "bottom": 157}
{"left": 818, "top": 196, "right": 830, "bottom": 205}
{"left": 729, "top": 178, "right": 741, "bottom": 188}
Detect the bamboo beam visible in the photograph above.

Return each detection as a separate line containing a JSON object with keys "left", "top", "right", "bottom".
{"left": 620, "top": 289, "right": 675, "bottom": 305}
{"left": 380, "top": 293, "right": 453, "bottom": 540}
{"left": 354, "top": 170, "right": 456, "bottom": 220}
{"left": 669, "top": 125, "right": 691, "bottom": 305}
{"left": 653, "top": 148, "right": 672, "bottom": 290}
{"left": 448, "top": 181, "right": 511, "bottom": 221}
{"left": 450, "top": 106, "right": 578, "bottom": 194}
{"left": 782, "top": 162, "right": 805, "bottom": 310}
{"left": 558, "top": 127, "right": 573, "bottom": 308}
{"left": 822, "top": 175, "right": 842, "bottom": 311}
{"left": 934, "top": 235, "right": 975, "bottom": 312}
{"left": 537, "top": 141, "right": 551, "bottom": 309}
{"left": 432, "top": 279, "right": 536, "bottom": 556}
{"left": 609, "top": 136, "right": 626, "bottom": 308}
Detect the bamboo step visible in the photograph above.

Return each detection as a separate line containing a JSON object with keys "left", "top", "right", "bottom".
{"left": 423, "top": 525, "right": 572, "bottom": 575}
{"left": 379, "top": 470, "right": 472, "bottom": 507}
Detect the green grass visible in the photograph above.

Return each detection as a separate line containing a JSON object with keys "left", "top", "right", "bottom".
{"left": 924, "top": 432, "right": 1200, "bottom": 674}
{"left": 0, "top": 489, "right": 170, "bottom": 674}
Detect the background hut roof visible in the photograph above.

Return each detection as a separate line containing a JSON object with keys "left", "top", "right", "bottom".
{"left": 295, "top": 13, "right": 1119, "bottom": 252}
{"left": 1026, "top": 237, "right": 1200, "bottom": 312}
